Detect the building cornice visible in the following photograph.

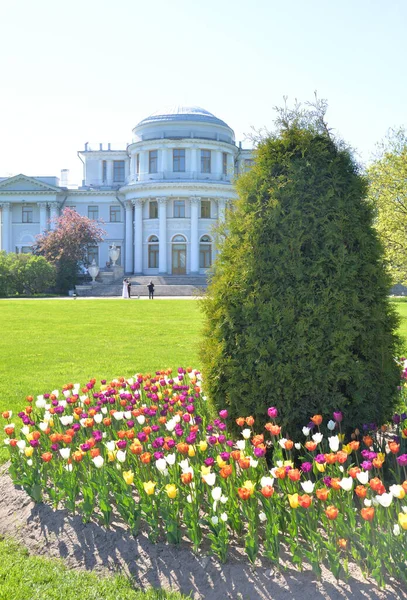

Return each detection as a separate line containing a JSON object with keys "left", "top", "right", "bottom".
{"left": 119, "top": 181, "right": 237, "bottom": 195}
{"left": 127, "top": 138, "right": 237, "bottom": 153}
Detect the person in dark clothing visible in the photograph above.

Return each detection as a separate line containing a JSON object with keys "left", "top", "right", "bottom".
{"left": 127, "top": 279, "right": 131, "bottom": 298}
{"left": 147, "top": 281, "right": 154, "bottom": 299}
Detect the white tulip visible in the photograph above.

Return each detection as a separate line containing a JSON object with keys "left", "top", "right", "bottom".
{"left": 27, "top": 459, "right": 33, "bottom": 466}
{"left": 3, "top": 438, "right": 10, "bottom": 445}
{"left": 39, "top": 422, "right": 48, "bottom": 432}
{"left": 179, "top": 459, "right": 190, "bottom": 472}
{"left": 220, "top": 495, "right": 228, "bottom": 504}
{"left": 92, "top": 455, "right": 104, "bottom": 468}
{"left": 212, "top": 487, "right": 222, "bottom": 501}
{"left": 51, "top": 389, "right": 59, "bottom": 398}
{"left": 242, "top": 428, "right": 251, "bottom": 440}
{"left": 327, "top": 420, "right": 336, "bottom": 431}
{"left": 116, "top": 450, "right": 126, "bottom": 463}
{"left": 211, "top": 516, "right": 219, "bottom": 525}
{"left": 339, "top": 477, "right": 353, "bottom": 492}
{"left": 124, "top": 411, "right": 132, "bottom": 420}
{"left": 43, "top": 411, "right": 51, "bottom": 422}
{"left": 17, "top": 440, "right": 26, "bottom": 451}
{"left": 402, "top": 506, "right": 407, "bottom": 514}
{"left": 356, "top": 471, "right": 369, "bottom": 485}
{"left": 202, "top": 472, "right": 216, "bottom": 486}
{"left": 261, "top": 476, "right": 274, "bottom": 488}
{"left": 136, "top": 415, "right": 145, "bottom": 425}
{"left": 364, "top": 499, "right": 372, "bottom": 507}
{"left": 328, "top": 435, "right": 340, "bottom": 452}
{"left": 301, "top": 480, "right": 315, "bottom": 494}
{"left": 59, "top": 400, "right": 67, "bottom": 408}
{"left": 79, "top": 395, "right": 88, "bottom": 403}
{"left": 312, "top": 432, "right": 323, "bottom": 444}
{"left": 74, "top": 384, "right": 80, "bottom": 391}
{"left": 63, "top": 390, "right": 71, "bottom": 398}
{"left": 105, "top": 441, "right": 116, "bottom": 451}
{"left": 113, "top": 411, "right": 124, "bottom": 421}
{"left": 173, "top": 414, "right": 181, "bottom": 423}
{"left": 60, "top": 416, "right": 73, "bottom": 426}
{"left": 36, "top": 396, "right": 45, "bottom": 407}
{"left": 302, "top": 427, "right": 310, "bottom": 437}
{"left": 220, "top": 512, "right": 228, "bottom": 522}
{"left": 372, "top": 497, "right": 379, "bottom": 506}
{"left": 294, "top": 443, "right": 301, "bottom": 450}
{"left": 278, "top": 438, "right": 288, "bottom": 448}
{"left": 250, "top": 458, "right": 258, "bottom": 468}
{"left": 376, "top": 493, "right": 393, "bottom": 508}
{"left": 389, "top": 485, "right": 405, "bottom": 499}
{"left": 165, "top": 453, "right": 176, "bottom": 465}
{"left": 186, "top": 494, "right": 193, "bottom": 503}
{"left": 393, "top": 524, "right": 401, "bottom": 536}
{"left": 236, "top": 440, "right": 246, "bottom": 450}
{"left": 65, "top": 463, "right": 73, "bottom": 472}
{"left": 166, "top": 419, "right": 176, "bottom": 432}
{"left": 259, "top": 511, "right": 267, "bottom": 522}
{"left": 21, "top": 426, "right": 30, "bottom": 437}
{"left": 155, "top": 458, "right": 167, "bottom": 472}
{"left": 94, "top": 413, "right": 103, "bottom": 424}
{"left": 59, "top": 448, "right": 71, "bottom": 459}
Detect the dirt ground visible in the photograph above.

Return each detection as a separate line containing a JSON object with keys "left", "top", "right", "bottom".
{"left": 0, "top": 466, "right": 405, "bottom": 600}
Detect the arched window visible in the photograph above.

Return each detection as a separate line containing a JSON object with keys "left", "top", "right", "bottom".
{"left": 199, "top": 235, "right": 212, "bottom": 268}
{"left": 148, "top": 235, "right": 159, "bottom": 268}
{"left": 172, "top": 234, "right": 186, "bottom": 242}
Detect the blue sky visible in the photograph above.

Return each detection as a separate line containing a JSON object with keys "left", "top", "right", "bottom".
{"left": 1, "top": 0, "right": 406, "bottom": 184}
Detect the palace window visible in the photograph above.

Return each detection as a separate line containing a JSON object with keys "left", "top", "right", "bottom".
{"left": 110, "top": 205, "right": 121, "bottom": 222}
{"left": 88, "top": 205, "right": 99, "bottom": 220}
{"left": 113, "top": 160, "right": 125, "bottom": 182}
{"left": 223, "top": 152, "right": 228, "bottom": 175}
{"left": 244, "top": 159, "right": 254, "bottom": 172}
{"left": 136, "top": 154, "right": 140, "bottom": 175}
{"left": 199, "top": 235, "right": 212, "bottom": 268}
{"left": 173, "top": 149, "right": 185, "bottom": 172}
{"left": 201, "top": 150, "right": 211, "bottom": 173}
{"left": 148, "top": 235, "right": 159, "bottom": 268}
{"left": 22, "top": 206, "right": 33, "bottom": 223}
{"left": 87, "top": 245, "right": 99, "bottom": 265}
{"left": 102, "top": 160, "right": 107, "bottom": 182}
{"left": 149, "top": 150, "right": 158, "bottom": 174}
{"left": 201, "top": 200, "right": 211, "bottom": 219}
{"left": 149, "top": 200, "right": 158, "bottom": 219}
{"left": 174, "top": 200, "right": 185, "bottom": 218}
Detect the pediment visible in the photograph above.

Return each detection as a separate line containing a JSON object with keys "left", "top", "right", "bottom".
{"left": 0, "top": 174, "right": 61, "bottom": 193}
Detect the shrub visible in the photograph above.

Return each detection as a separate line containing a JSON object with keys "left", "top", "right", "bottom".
{"left": 0, "top": 253, "right": 56, "bottom": 296}
{"left": 200, "top": 114, "right": 400, "bottom": 437}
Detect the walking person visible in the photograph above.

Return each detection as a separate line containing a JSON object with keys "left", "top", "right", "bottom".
{"left": 147, "top": 280, "right": 155, "bottom": 299}
{"left": 122, "top": 278, "right": 129, "bottom": 299}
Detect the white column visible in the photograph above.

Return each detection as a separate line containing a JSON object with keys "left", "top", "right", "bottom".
{"left": 125, "top": 159, "right": 130, "bottom": 183}
{"left": 190, "top": 197, "right": 200, "bottom": 273}
{"left": 125, "top": 201, "right": 133, "bottom": 273}
{"left": 161, "top": 147, "right": 169, "bottom": 178}
{"left": 213, "top": 150, "right": 223, "bottom": 179}
{"left": 140, "top": 151, "right": 148, "bottom": 180}
{"left": 190, "top": 147, "right": 198, "bottom": 178}
{"left": 217, "top": 198, "right": 226, "bottom": 222}
{"left": 99, "top": 160, "right": 104, "bottom": 184}
{"left": 0, "top": 202, "right": 11, "bottom": 252}
{"left": 49, "top": 203, "right": 59, "bottom": 229}
{"left": 133, "top": 199, "right": 143, "bottom": 273}
{"left": 158, "top": 197, "right": 168, "bottom": 273}
{"left": 37, "top": 202, "right": 48, "bottom": 234}
{"left": 129, "top": 155, "right": 134, "bottom": 180}
{"left": 107, "top": 160, "right": 114, "bottom": 185}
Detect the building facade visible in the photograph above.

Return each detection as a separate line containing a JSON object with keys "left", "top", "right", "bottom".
{"left": 0, "top": 106, "right": 253, "bottom": 276}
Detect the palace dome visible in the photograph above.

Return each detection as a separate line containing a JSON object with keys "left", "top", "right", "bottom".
{"left": 136, "top": 106, "right": 231, "bottom": 129}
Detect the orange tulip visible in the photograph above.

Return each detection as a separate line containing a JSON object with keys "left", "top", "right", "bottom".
{"left": 311, "top": 415, "right": 323, "bottom": 426}
{"left": 325, "top": 453, "right": 337, "bottom": 465}
{"left": 275, "top": 467, "right": 287, "bottom": 479}
{"left": 305, "top": 441, "right": 317, "bottom": 452}
{"left": 361, "top": 507, "right": 375, "bottom": 521}
{"left": 325, "top": 505, "right": 339, "bottom": 520}
{"left": 261, "top": 485, "right": 274, "bottom": 498}
{"left": 72, "top": 451, "right": 84, "bottom": 462}
{"left": 237, "top": 487, "right": 252, "bottom": 500}
{"left": 220, "top": 465, "right": 233, "bottom": 479}
{"left": 372, "top": 457, "right": 384, "bottom": 469}
{"left": 388, "top": 441, "right": 400, "bottom": 454}
{"left": 298, "top": 494, "right": 312, "bottom": 508}
{"left": 355, "top": 485, "right": 367, "bottom": 499}
{"left": 363, "top": 435, "right": 373, "bottom": 447}
{"left": 336, "top": 451, "right": 348, "bottom": 464}
{"left": 32, "top": 431, "right": 41, "bottom": 441}
{"left": 316, "top": 487, "right": 330, "bottom": 501}
{"left": 130, "top": 441, "right": 143, "bottom": 455}
{"left": 231, "top": 450, "right": 241, "bottom": 461}
{"left": 140, "top": 452, "right": 151, "bottom": 464}
{"left": 41, "top": 452, "right": 52, "bottom": 462}
{"left": 288, "top": 468, "right": 301, "bottom": 482}
{"left": 348, "top": 467, "right": 361, "bottom": 479}
{"left": 181, "top": 472, "right": 193, "bottom": 485}
{"left": 90, "top": 448, "right": 100, "bottom": 458}
{"left": 284, "top": 440, "right": 294, "bottom": 451}
{"left": 369, "top": 477, "right": 385, "bottom": 492}
{"left": 338, "top": 538, "right": 347, "bottom": 549}
{"left": 265, "top": 423, "right": 281, "bottom": 436}
{"left": 245, "top": 416, "right": 255, "bottom": 426}
{"left": 239, "top": 457, "right": 251, "bottom": 470}
{"left": 252, "top": 434, "right": 264, "bottom": 447}
{"left": 236, "top": 417, "right": 245, "bottom": 427}
{"left": 177, "top": 443, "right": 189, "bottom": 455}
{"left": 330, "top": 477, "right": 341, "bottom": 491}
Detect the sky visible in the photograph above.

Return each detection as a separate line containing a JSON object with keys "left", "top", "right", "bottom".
{"left": 1, "top": 0, "right": 406, "bottom": 185}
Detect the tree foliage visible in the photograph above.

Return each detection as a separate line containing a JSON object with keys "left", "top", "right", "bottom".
{"left": 34, "top": 208, "right": 105, "bottom": 292}
{"left": 0, "top": 252, "right": 56, "bottom": 296}
{"left": 367, "top": 128, "right": 407, "bottom": 284}
{"left": 200, "top": 104, "right": 400, "bottom": 437}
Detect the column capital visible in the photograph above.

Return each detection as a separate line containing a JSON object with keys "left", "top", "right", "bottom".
{"left": 37, "top": 201, "right": 48, "bottom": 207}
{"left": 217, "top": 198, "right": 227, "bottom": 205}
{"left": 0, "top": 202, "right": 11, "bottom": 209}
{"left": 124, "top": 200, "right": 133, "bottom": 210}
{"left": 189, "top": 196, "right": 201, "bottom": 204}
{"left": 132, "top": 199, "right": 144, "bottom": 208}
{"left": 157, "top": 197, "right": 168, "bottom": 204}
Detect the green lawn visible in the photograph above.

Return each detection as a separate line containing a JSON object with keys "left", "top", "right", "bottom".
{"left": 1, "top": 297, "right": 406, "bottom": 599}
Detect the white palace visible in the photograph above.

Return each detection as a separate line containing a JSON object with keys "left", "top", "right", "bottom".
{"left": 0, "top": 106, "right": 253, "bottom": 276}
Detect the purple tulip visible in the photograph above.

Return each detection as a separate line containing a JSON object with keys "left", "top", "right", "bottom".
{"left": 315, "top": 454, "right": 326, "bottom": 464}
{"left": 219, "top": 410, "right": 228, "bottom": 419}
{"left": 397, "top": 454, "right": 407, "bottom": 467}
{"left": 268, "top": 407, "right": 278, "bottom": 419}
{"left": 360, "top": 460, "right": 373, "bottom": 471}
{"left": 204, "top": 457, "right": 215, "bottom": 466}
{"left": 254, "top": 447, "right": 266, "bottom": 457}
{"left": 301, "top": 462, "right": 312, "bottom": 473}
{"left": 333, "top": 411, "right": 343, "bottom": 423}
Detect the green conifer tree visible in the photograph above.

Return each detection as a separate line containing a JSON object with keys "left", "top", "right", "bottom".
{"left": 200, "top": 103, "right": 400, "bottom": 436}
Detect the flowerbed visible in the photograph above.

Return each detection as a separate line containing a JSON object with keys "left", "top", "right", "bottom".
{"left": 2, "top": 368, "right": 407, "bottom": 587}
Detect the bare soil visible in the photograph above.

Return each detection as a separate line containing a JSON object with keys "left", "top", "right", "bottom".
{"left": 0, "top": 466, "right": 405, "bottom": 600}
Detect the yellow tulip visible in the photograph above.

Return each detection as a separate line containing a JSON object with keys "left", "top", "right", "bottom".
{"left": 188, "top": 445, "right": 196, "bottom": 457}
{"left": 377, "top": 452, "right": 386, "bottom": 462}
{"left": 123, "top": 470, "right": 134, "bottom": 485}
{"left": 49, "top": 419, "right": 54, "bottom": 427}
{"left": 26, "top": 432, "right": 34, "bottom": 442}
{"left": 165, "top": 484, "right": 178, "bottom": 499}
{"left": 108, "top": 451, "right": 116, "bottom": 462}
{"left": 143, "top": 481, "right": 156, "bottom": 495}
{"left": 398, "top": 512, "right": 407, "bottom": 530}
{"left": 315, "top": 462, "right": 326, "bottom": 473}
{"left": 216, "top": 455, "right": 226, "bottom": 468}
{"left": 283, "top": 460, "right": 294, "bottom": 468}
{"left": 243, "top": 480, "right": 255, "bottom": 495}
{"left": 342, "top": 444, "right": 352, "bottom": 455}
{"left": 100, "top": 385, "right": 107, "bottom": 391}
{"left": 199, "top": 440, "right": 208, "bottom": 452}
{"left": 157, "top": 392, "right": 162, "bottom": 400}
{"left": 338, "top": 433, "right": 345, "bottom": 442}
{"left": 24, "top": 446, "right": 34, "bottom": 457}
{"left": 201, "top": 465, "right": 211, "bottom": 475}
{"left": 288, "top": 493, "right": 299, "bottom": 509}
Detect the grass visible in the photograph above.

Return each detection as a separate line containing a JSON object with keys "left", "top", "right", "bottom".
{"left": 0, "top": 537, "right": 188, "bottom": 600}
{"left": 1, "top": 297, "right": 407, "bottom": 599}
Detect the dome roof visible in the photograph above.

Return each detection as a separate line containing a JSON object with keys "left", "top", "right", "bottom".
{"left": 135, "top": 105, "right": 231, "bottom": 129}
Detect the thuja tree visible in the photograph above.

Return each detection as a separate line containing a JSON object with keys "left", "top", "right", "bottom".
{"left": 200, "top": 103, "right": 400, "bottom": 436}
{"left": 34, "top": 208, "right": 105, "bottom": 292}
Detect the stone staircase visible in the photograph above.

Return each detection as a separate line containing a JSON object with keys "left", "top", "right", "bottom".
{"left": 75, "top": 275, "right": 208, "bottom": 297}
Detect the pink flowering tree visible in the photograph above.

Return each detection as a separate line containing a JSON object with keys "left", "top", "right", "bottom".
{"left": 34, "top": 208, "right": 106, "bottom": 292}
